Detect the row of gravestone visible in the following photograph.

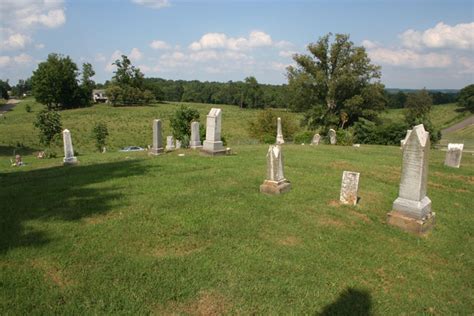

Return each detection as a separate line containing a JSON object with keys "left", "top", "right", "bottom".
{"left": 261, "top": 124, "right": 466, "bottom": 236}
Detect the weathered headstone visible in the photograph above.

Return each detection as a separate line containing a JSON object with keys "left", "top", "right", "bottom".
{"left": 311, "top": 133, "right": 320, "bottom": 145}
{"left": 166, "top": 136, "right": 175, "bottom": 151}
{"left": 202, "top": 108, "right": 227, "bottom": 155}
{"left": 340, "top": 171, "right": 360, "bottom": 205}
{"left": 260, "top": 145, "right": 291, "bottom": 194}
{"left": 175, "top": 139, "right": 182, "bottom": 149}
{"left": 329, "top": 129, "right": 336, "bottom": 145}
{"left": 63, "top": 129, "right": 78, "bottom": 165}
{"left": 387, "top": 124, "right": 435, "bottom": 235}
{"left": 150, "top": 119, "right": 164, "bottom": 155}
{"left": 190, "top": 121, "right": 202, "bottom": 149}
{"left": 276, "top": 117, "right": 285, "bottom": 144}
{"left": 444, "top": 143, "right": 463, "bottom": 168}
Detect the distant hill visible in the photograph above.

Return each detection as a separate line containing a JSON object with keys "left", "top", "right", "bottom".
{"left": 386, "top": 88, "right": 459, "bottom": 94}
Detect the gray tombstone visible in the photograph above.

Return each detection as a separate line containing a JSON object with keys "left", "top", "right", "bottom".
{"left": 444, "top": 143, "right": 463, "bottom": 168}
{"left": 202, "top": 108, "right": 227, "bottom": 155}
{"left": 260, "top": 145, "right": 291, "bottom": 194}
{"left": 150, "top": 119, "right": 164, "bottom": 155}
{"left": 340, "top": 171, "right": 360, "bottom": 205}
{"left": 276, "top": 117, "right": 284, "bottom": 144}
{"left": 175, "top": 139, "right": 182, "bottom": 149}
{"left": 311, "top": 133, "right": 320, "bottom": 145}
{"left": 387, "top": 124, "right": 435, "bottom": 235}
{"left": 62, "top": 129, "right": 78, "bottom": 165}
{"left": 166, "top": 136, "right": 175, "bottom": 151}
{"left": 190, "top": 121, "right": 202, "bottom": 149}
{"left": 329, "top": 129, "right": 336, "bottom": 145}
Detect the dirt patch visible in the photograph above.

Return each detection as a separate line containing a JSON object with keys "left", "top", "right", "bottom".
{"left": 350, "top": 210, "right": 371, "bottom": 223}
{"left": 277, "top": 236, "right": 302, "bottom": 246}
{"left": 319, "top": 217, "right": 347, "bottom": 228}
{"left": 154, "top": 290, "right": 231, "bottom": 316}
{"left": 428, "top": 181, "right": 469, "bottom": 193}
{"left": 432, "top": 172, "right": 474, "bottom": 185}
{"left": 152, "top": 241, "right": 210, "bottom": 258}
{"left": 329, "top": 161, "right": 356, "bottom": 170}
{"left": 82, "top": 212, "right": 121, "bottom": 225}
{"left": 30, "top": 259, "right": 74, "bottom": 289}
{"left": 327, "top": 200, "right": 341, "bottom": 208}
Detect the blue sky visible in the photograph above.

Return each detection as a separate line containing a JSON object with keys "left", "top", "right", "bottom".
{"left": 1, "top": 0, "right": 473, "bottom": 89}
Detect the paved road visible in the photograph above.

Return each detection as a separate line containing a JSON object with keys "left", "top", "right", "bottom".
{"left": 441, "top": 115, "right": 474, "bottom": 135}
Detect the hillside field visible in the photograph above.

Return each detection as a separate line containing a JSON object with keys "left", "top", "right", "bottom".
{"left": 0, "top": 99, "right": 473, "bottom": 314}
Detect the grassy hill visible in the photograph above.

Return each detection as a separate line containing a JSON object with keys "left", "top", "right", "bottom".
{"left": 0, "top": 99, "right": 473, "bottom": 314}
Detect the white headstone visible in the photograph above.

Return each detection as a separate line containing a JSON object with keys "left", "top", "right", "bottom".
{"left": 166, "top": 136, "right": 175, "bottom": 151}
{"left": 260, "top": 145, "right": 291, "bottom": 194}
{"left": 150, "top": 119, "right": 164, "bottom": 155}
{"left": 62, "top": 129, "right": 77, "bottom": 164}
{"left": 311, "top": 133, "right": 320, "bottom": 145}
{"left": 276, "top": 117, "right": 285, "bottom": 144}
{"left": 190, "top": 121, "right": 202, "bottom": 149}
{"left": 329, "top": 129, "right": 337, "bottom": 145}
{"left": 444, "top": 143, "right": 463, "bottom": 168}
{"left": 202, "top": 108, "right": 226, "bottom": 154}
{"left": 392, "top": 124, "right": 432, "bottom": 219}
{"left": 340, "top": 171, "right": 360, "bottom": 205}
{"left": 175, "top": 139, "right": 182, "bottom": 149}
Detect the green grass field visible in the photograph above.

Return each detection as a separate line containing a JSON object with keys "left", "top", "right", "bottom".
{"left": 1, "top": 99, "right": 473, "bottom": 314}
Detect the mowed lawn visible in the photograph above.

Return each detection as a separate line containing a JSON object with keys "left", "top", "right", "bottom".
{"left": 1, "top": 143, "right": 473, "bottom": 314}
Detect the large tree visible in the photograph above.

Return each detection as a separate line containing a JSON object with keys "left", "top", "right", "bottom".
{"left": 286, "top": 33, "right": 386, "bottom": 129}
{"left": 31, "top": 53, "right": 80, "bottom": 109}
{"left": 458, "top": 84, "right": 474, "bottom": 112}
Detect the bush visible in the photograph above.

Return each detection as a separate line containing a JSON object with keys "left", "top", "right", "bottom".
{"left": 92, "top": 122, "right": 109, "bottom": 152}
{"left": 248, "top": 109, "right": 299, "bottom": 143}
{"left": 353, "top": 119, "right": 407, "bottom": 146}
{"left": 336, "top": 129, "right": 354, "bottom": 146}
{"left": 170, "top": 106, "right": 200, "bottom": 143}
{"left": 293, "top": 131, "right": 314, "bottom": 144}
{"left": 33, "top": 109, "right": 62, "bottom": 146}
{"left": 25, "top": 104, "right": 32, "bottom": 113}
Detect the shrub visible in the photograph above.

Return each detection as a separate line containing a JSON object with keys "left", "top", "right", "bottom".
{"left": 336, "top": 128, "right": 354, "bottom": 146}
{"left": 248, "top": 109, "right": 299, "bottom": 143}
{"left": 293, "top": 131, "right": 314, "bottom": 144}
{"left": 92, "top": 122, "right": 109, "bottom": 152}
{"left": 33, "top": 109, "right": 62, "bottom": 146}
{"left": 353, "top": 119, "right": 407, "bottom": 146}
{"left": 25, "top": 104, "right": 32, "bottom": 113}
{"left": 170, "top": 106, "right": 200, "bottom": 143}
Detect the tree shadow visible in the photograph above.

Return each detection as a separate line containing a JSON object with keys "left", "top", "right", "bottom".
{"left": 0, "top": 159, "right": 150, "bottom": 254}
{"left": 318, "top": 288, "right": 372, "bottom": 316}
{"left": 0, "top": 145, "right": 41, "bottom": 157}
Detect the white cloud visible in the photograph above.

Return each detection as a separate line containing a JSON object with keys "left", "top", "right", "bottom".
{"left": 400, "top": 22, "right": 474, "bottom": 50}
{"left": 129, "top": 48, "right": 143, "bottom": 61}
{"left": 0, "top": 53, "right": 33, "bottom": 68}
{"left": 150, "top": 40, "right": 171, "bottom": 50}
{"left": 95, "top": 53, "right": 106, "bottom": 62}
{"left": 13, "top": 53, "right": 33, "bottom": 63}
{"left": 0, "top": 33, "right": 31, "bottom": 50}
{"left": 189, "top": 30, "right": 274, "bottom": 51}
{"left": 105, "top": 50, "right": 123, "bottom": 72}
{"left": 131, "top": 0, "right": 170, "bottom": 9}
{"left": 35, "top": 43, "right": 45, "bottom": 49}
{"left": 278, "top": 50, "right": 296, "bottom": 58}
{"left": 0, "top": 56, "right": 11, "bottom": 68}
{"left": 367, "top": 46, "right": 452, "bottom": 68}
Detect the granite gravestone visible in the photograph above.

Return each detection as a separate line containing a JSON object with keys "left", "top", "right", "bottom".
{"left": 260, "top": 145, "right": 291, "bottom": 194}
{"left": 340, "top": 171, "right": 360, "bottom": 205}
{"left": 444, "top": 143, "right": 463, "bottom": 168}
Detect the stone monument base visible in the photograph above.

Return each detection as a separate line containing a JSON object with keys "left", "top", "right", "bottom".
{"left": 260, "top": 180, "right": 291, "bottom": 195}
{"left": 392, "top": 196, "right": 431, "bottom": 220}
{"left": 63, "top": 157, "right": 78, "bottom": 165}
{"left": 190, "top": 141, "right": 202, "bottom": 149}
{"left": 149, "top": 147, "right": 164, "bottom": 155}
{"left": 386, "top": 210, "right": 435, "bottom": 235}
{"left": 200, "top": 148, "right": 228, "bottom": 156}
{"left": 201, "top": 140, "right": 226, "bottom": 156}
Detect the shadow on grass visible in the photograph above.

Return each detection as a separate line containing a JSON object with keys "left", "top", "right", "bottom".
{"left": 0, "top": 159, "right": 149, "bottom": 254}
{"left": 318, "top": 288, "right": 372, "bottom": 316}
{"left": 0, "top": 145, "right": 41, "bottom": 157}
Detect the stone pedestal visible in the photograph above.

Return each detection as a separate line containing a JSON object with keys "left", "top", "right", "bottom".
{"left": 62, "top": 129, "right": 78, "bottom": 165}
{"left": 386, "top": 211, "right": 436, "bottom": 235}
{"left": 190, "top": 121, "right": 202, "bottom": 149}
{"left": 444, "top": 143, "right": 463, "bottom": 168}
{"left": 388, "top": 124, "right": 435, "bottom": 234}
{"left": 329, "top": 129, "right": 336, "bottom": 145}
{"left": 150, "top": 119, "right": 164, "bottom": 155}
{"left": 340, "top": 171, "right": 360, "bottom": 205}
{"left": 260, "top": 145, "right": 291, "bottom": 195}
{"left": 276, "top": 117, "right": 284, "bottom": 144}
{"left": 202, "top": 108, "right": 227, "bottom": 155}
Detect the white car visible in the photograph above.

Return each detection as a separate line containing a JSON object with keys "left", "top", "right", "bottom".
{"left": 119, "top": 146, "right": 145, "bottom": 152}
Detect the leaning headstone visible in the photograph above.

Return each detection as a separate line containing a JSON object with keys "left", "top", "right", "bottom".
{"left": 387, "top": 124, "right": 435, "bottom": 235}
{"left": 329, "top": 129, "right": 336, "bottom": 145}
{"left": 260, "top": 145, "right": 291, "bottom": 194}
{"left": 276, "top": 117, "right": 285, "bottom": 144}
{"left": 311, "top": 133, "right": 320, "bottom": 145}
{"left": 150, "top": 119, "right": 164, "bottom": 155}
{"left": 175, "top": 140, "right": 182, "bottom": 149}
{"left": 202, "top": 108, "right": 227, "bottom": 155}
{"left": 166, "top": 136, "right": 175, "bottom": 151}
{"left": 444, "top": 143, "right": 463, "bottom": 168}
{"left": 340, "top": 171, "right": 360, "bottom": 205}
{"left": 63, "top": 129, "right": 78, "bottom": 165}
{"left": 190, "top": 121, "right": 202, "bottom": 149}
